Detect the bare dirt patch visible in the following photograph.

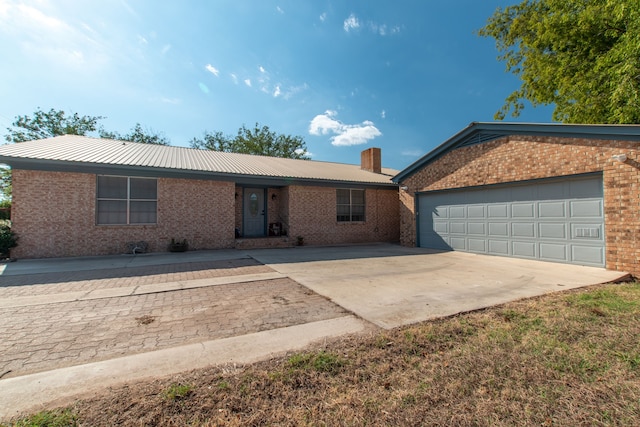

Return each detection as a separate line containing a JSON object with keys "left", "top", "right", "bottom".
{"left": 4, "top": 282, "right": 640, "bottom": 426}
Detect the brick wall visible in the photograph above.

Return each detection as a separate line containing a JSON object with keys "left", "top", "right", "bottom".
{"left": 398, "top": 136, "right": 640, "bottom": 276}
{"left": 11, "top": 170, "right": 235, "bottom": 258}
{"left": 287, "top": 185, "right": 400, "bottom": 245}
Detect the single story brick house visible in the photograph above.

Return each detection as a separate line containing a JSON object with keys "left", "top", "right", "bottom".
{"left": 0, "top": 135, "right": 400, "bottom": 258}
{"left": 393, "top": 122, "right": 640, "bottom": 277}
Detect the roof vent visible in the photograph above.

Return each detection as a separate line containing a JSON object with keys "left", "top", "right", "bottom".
{"left": 361, "top": 147, "right": 381, "bottom": 174}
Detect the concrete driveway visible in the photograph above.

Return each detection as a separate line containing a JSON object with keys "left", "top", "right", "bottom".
{"left": 0, "top": 243, "right": 629, "bottom": 419}
{"left": 248, "top": 244, "right": 629, "bottom": 329}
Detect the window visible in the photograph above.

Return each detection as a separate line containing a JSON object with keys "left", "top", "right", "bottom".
{"left": 337, "top": 189, "right": 365, "bottom": 222}
{"left": 96, "top": 176, "right": 157, "bottom": 225}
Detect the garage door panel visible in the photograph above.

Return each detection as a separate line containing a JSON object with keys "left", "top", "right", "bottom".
{"left": 468, "top": 222, "right": 485, "bottom": 235}
{"left": 417, "top": 175, "right": 604, "bottom": 267}
{"left": 449, "top": 206, "right": 465, "bottom": 218}
{"left": 433, "top": 206, "right": 448, "bottom": 218}
{"left": 468, "top": 239, "right": 486, "bottom": 252}
{"left": 512, "top": 241, "right": 536, "bottom": 258}
{"left": 450, "top": 222, "right": 466, "bottom": 234}
{"left": 539, "top": 243, "right": 567, "bottom": 262}
{"left": 489, "top": 222, "right": 508, "bottom": 236}
{"left": 572, "top": 245, "right": 604, "bottom": 265}
{"left": 467, "top": 205, "right": 485, "bottom": 218}
{"left": 539, "top": 201, "right": 566, "bottom": 218}
{"left": 539, "top": 223, "right": 566, "bottom": 239}
{"left": 488, "top": 204, "right": 508, "bottom": 218}
{"left": 512, "top": 222, "right": 535, "bottom": 237}
{"left": 450, "top": 237, "right": 466, "bottom": 250}
{"left": 489, "top": 240, "right": 509, "bottom": 255}
{"left": 572, "top": 224, "right": 602, "bottom": 240}
{"left": 512, "top": 203, "right": 535, "bottom": 218}
{"left": 433, "top": 221, "right": 448, "bottom": 233}
{"left": 570, "top": 200, "right": 602, "bottom": 217}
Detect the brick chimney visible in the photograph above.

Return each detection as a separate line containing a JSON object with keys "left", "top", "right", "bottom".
{"left": 361, "top": 147, "right": 382, "bottom": 174}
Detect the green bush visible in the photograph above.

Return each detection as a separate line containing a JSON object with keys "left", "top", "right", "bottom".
{"left": 0, "top": 200, "right": 9, "bottom": 221}
{"left": 0, "top": 223, "right": 17, "bottom": 257}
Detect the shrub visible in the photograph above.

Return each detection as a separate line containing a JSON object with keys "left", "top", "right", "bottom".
{"left": 0, "top": 223, "right": 17, "bottom": 257}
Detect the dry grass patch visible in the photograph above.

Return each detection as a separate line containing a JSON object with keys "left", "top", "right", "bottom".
{"left": 3, "top": 282, "right": 640, "bottom": 426}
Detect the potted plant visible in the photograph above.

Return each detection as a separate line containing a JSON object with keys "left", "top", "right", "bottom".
{"left": 169, "top": 238, "right": 188, "bottom": 252}
{"left": 296, "top": 236, "right": 304, "bottom": 246}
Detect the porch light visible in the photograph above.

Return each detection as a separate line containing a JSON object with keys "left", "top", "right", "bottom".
{"left": 612, "top": 154, "right": 627, "bottom": 163}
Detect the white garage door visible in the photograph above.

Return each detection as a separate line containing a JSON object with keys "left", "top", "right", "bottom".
{"left": 417, "top": 174, "right": 605, "bottom": 267}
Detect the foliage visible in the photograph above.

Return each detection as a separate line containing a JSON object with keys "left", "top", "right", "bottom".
{"left": 0, "top": 223, "right": 17, "bottom": 256}
{"left": 287, "top": 351, "right": 346, "bottom": 374}
{"left": 163, "top": 383, "right": 193, "bottom": 401}
{"left": 99, "top": 123, "right": 170, "bottom": 145}
{"left": 191, "top": 123, "right": 310, "bottom": 159}
{"left": 0, "top": 167, "right": 11, "bottom": 201}
{"left": 5, "top": 108, "right": 104, "bottom": 143}
{"left": 5, "top": 108, "right": 169, "bottom": 145}
{"left": 2, "top": 409, "right": 77, "bottom": 427}
{"left": 478, "top": 0, "right": 640, "bottom": 123}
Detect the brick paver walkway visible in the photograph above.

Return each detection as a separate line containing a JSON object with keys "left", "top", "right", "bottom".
{"left": 0, "top": 259, "right": 349, "bottom": 379}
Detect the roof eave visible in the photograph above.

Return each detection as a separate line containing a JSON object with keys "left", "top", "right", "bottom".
{"left": 1, "top": 157, "right": 398, "bottom": 190}
{"left": 393, "top": 122, "right": 640, "bottom": 183}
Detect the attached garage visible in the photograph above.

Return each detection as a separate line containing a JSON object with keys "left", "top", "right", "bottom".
{"left": 417, "top": 174, "right": 604, "bottom": 267}
{"left": 394, "top": 122, "right": 640, "bottom": 277}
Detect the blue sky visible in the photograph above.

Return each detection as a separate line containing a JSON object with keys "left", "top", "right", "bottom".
{"left": 0, "top": 0, "right": 554, "bottom": 171}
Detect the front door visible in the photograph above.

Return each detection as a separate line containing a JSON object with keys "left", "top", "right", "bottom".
{"left": 243, "top": 188, "right": 266, "bottom": 237}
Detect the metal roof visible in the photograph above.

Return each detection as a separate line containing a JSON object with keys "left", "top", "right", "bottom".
{"left": 393, "top": 122, "right": 640, "bottom": 183}
{"left": 0, "top": 135, "right": 399, "bottom": 187}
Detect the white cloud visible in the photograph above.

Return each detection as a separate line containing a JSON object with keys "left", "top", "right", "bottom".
{"left": 230, "top": 73, "right": 238, "bottom": 84}
{"left": 381, "top": 110, "right": 386, "bottom": 119}
{"left": 276, "top": 6, "right": 284, "bottom": 14}
{"left": 273, "top": 84, "right": 281, "bottom": 97}
{"left": 259, "top": 65, "right": 266, "bottom": 73}
{"left": 244, "top": 79, "right": 252, "bottom": 87}
{"left": 343, "top": 14, "right": 360, "bottom": 32}
{"left": 343, "top": 13, "right": 401, "bottom": 36}
{"left": 161, "top": 44, "right": 171, "bottom": 55}
{"left": 137, "top": 35, "right": 148, "bottom": 45}
{"left": 205, "top": 64, "right": 220, "bottom": 76}
{"left": 319, "top": 12, "right": 327, "bottom": 22}
{"left": 309, "top": 110, "right": 382, "bottom": 147}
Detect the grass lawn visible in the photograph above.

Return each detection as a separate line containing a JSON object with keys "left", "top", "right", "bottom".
{"left": 3, "top": 281, "right": 640, "bottom": 426}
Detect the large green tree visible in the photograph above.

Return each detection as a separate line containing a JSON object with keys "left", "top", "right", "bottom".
{"left": 478, "top": 0, "right": 640, "bottom": 123}
{"left": 5, "top": 108, "right": 104, "bottom": 143}
{"left": 191, "top": 123, "right": 310, "bottom": 159}
{"left": 2, "top": 108, "right": 170, "bottom": 200}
